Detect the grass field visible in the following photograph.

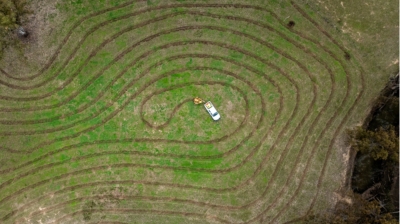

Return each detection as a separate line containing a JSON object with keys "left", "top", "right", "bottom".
{"left": 0, "top": 0, "right": 397, "bottom": 223}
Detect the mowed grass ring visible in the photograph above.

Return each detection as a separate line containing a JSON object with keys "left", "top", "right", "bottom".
{"left": 0, "top": 1, "right": 367, "bottom": 223}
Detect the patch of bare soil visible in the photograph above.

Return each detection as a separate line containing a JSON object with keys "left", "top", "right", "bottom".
{"left": 330, "top": 133, "right": 354, "bottom": 206}
{"left": 0, "top": 0, "right": 63, "bottom": 77}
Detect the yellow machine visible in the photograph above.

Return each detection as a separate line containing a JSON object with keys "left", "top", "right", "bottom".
{"left": 193, "top": 97, "right": 205, "bottom": 105}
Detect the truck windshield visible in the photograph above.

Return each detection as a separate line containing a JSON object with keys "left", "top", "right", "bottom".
{"left": 213, "top": 112, "right": 219, "bottom": 116}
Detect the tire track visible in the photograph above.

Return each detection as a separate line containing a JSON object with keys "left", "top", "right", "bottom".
{"left": 0, "top": 11, "right": 192, "bottom": 100}
{"left": 3, "top": 10, "right": 340, "bottom": 222}
{"left": 0, "top": 4, "right": 319, "bottom": 104}
{"left": 211, "top": 2, "right": 364, "bottom": 222}
{"left": 0, "top": 0, "right": 144, "bottom": 81}
{"left": 0, "top": 54, "right": 274, "bottom": 155}
{"left": 0, "top": 4, "right": 296, "bottom": 95}
{"left": 2, "top": 63, "right": 285, "bottom": 220}
{"left": 48, "top": 209, "right": 229, "bottom": 224}
{"left": 3, "top": 69, "right": 296, "bottom": 221}
{"left": 3, "top": 4, "right": 322, "bottom": 221}
{"left": 0, "top": 38, "right": 274, "bottom": 122}
{"left": 0, "top": 17, "right": 316, "bottom": 219}
{"left": 0, "top": 2, "right": 362, "bottom": 224}
{"left": 1, "top": 8, "right": 318, "bottom": 133}
{"left": 268, "top": 1, "right": 363, "bottom": 219}
{"left": 0, "top": 52, "right": 262, "bottom": 136}
{"left": 288, "top": 1, "right": 366, "bottom": 218}
{"left": 0, "top": 48, "right": 284, "bottom": 170}
{"left": 78, "top": 5, "right": 360, "bottom": 224}
{"left": 0, "top": 18, "right": 309, "bottom": 135}
{"left": 290, "top": 1, "right": 349, "bottom": 54}
{"left": 1, "top": 39, "right": 291, "bottom": 151}
{"left": 140, "top": 98, "right": 193, "bottom": 129}
{"left": 250, "top": 2, "right": 365, "bottom": 223}
{"left": 0, "top": 15, "right": 322, "bottom": 210}
{"left": 0, "top": 66, "right": 273, "bottom": 208}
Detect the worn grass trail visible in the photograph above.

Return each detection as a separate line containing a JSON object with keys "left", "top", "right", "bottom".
{"left": 0, "top": 1, "right": 365, "bottom": 223}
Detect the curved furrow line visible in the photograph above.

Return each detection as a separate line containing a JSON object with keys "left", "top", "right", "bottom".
{"left": 245, "top": 29, "right": 344, "bottom": 224}
{"left": 0, "top": 54, "right": 276, "bottom": 154}
{"left": 0, "top": 14, "right": 322, "bottom": 213}
{"left": 290, "top": 1, "right": 349, "bottom": 54}
{"left": 0, "top": 2, "right": 320, "bottom": 84}
{"left": 220, "top": 3, "right": 364, "bottom": 222}
{"left": 274, "top": 1, "right": 364, "bottom": 219}
{"left": 0, "top": 7, "right": 316, "bottom": 125}
{"left": 0, "top": 11, "right": 191, "bottom": 101}
{"left": 0, "top": 0, "right": 142, "bottom": 81}
{"left": 0, "top": 8, "right": 328, "bottom": 219}
{"left": 0, "top": 65, "right": 272, "bottom": 207}
{"left": 8, "top": 67, "right": 342, "bottom": 221}
{"left": 0, "top": 4, "right": 281, "bottom": 96}
{"left": 11, "top": 77, "right": 315, "bottom": 221}
{"left": 0, "top": 37, "right": 276, "bottom": 122}
{"left": 0, "top": 50, "right": 284, "bottom": 174}
{"left": 2, "top": 11, "right": 338, "bottom": 221}
{"left": 0, "top": 21, "right": 315, "bottom": 137}
{"left": 270, "top": 70, "right": 363, "bottom": 224}
{"left": 0, "top": 2, "right": 365, "bottom": 223}
{"left": 4, "top": 64, "right": 302, "bottom": 221}
{"left": 0, "top": 78, "right": 256, "bottom": 186}
{"left": 16, "top": 43, "right": 341, "bottom": 224}
{"left": 288, "top": 2, "right": 365, "bottom": 218}
{"left": 1, "top": 180, "right": 203, "bottom": 221}
{"left": 5, "top": 100, "right": 276, "bottom": 218}
{"left": 0, "top": 4, "right": 319, "bottom": 104}
{"left": 1, "top": 2, "right": 245, "bottom": 86}
{"left": 137, "top": 81, "right": 250, "bottom": 130}
{"left": 137, "top": 80, "right": 254, "bottom": 133}
{"left": 0, "top": 42, "right": 291, "bottom": 154}
{"left": 140, "top": 97, "right": 193, "bottom": 129}
{"left": 0, "top": 71, "right": 296, "bottom": 221}
{"left": 21, "top": 194, "right": 240, "bottom": 222}
{"left": 0, "top": 52, "right": 263, "bottom": 136}
{"left": 250, "top": 4, "right": 365, "bottom": 224}
{"left": 252, "top": 56, "right": 337, "bottom": 223}
{"left": 3, "top": 40, "right": 292, "bottom": 224}
{"left": 258, "top": 5, "right": 363, "bottom": 222}
{"left": 46, "top": 209, "right": 229, "bottom": 224}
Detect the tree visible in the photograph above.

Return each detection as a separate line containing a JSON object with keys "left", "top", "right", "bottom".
{"left": 0, "top": 0, "right": 31, "bottom": 58}
{"left": 0, "top": 0, "right": 30, "bottom": 29}
{"left": 348, "top": 126, "right": 399, "bottom": 162}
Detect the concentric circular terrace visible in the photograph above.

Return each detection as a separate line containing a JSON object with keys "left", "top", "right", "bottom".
{"left": 0, "top": 1, "right": 366, "bottom": 223}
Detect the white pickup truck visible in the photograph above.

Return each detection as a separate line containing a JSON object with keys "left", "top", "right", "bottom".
{"left": 204, "top": 101, "right": 221, "bottom": 121}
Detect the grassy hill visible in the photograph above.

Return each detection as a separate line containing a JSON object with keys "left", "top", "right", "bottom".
{"left": 0, "top": 0, "right": 397, "bottom": 223}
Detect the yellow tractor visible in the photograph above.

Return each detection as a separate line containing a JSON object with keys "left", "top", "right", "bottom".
{"left": 193, "top": 97, "right": 205, "bottom": 105}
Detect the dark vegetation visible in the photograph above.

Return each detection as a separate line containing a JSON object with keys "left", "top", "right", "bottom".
{"left": 287, "top": 20, "right": 296, "bottom": 28}
{"left": 82, "top": 200, "right": 96, "bottom": 221}
{"left": 349, "top": 126, "right": 398, "bottom": 162}
{"left": 350, "top": 74, "right": 399, "bottom": 220}
{"left": 0, "top": 0, "right": 30, "bottom": 58}
{"left": 305, "top": 193, "right": 398, "bottom": 224}
{"left": 344, "top": 52, "right": 351, "bottom": 61}
{"left": 306, "top": 74, "right": 399, "bottom": 223}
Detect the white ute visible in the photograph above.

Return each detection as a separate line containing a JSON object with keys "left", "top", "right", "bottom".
{"left": 204, "top": 101, "right": 221, "bottom": 121}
